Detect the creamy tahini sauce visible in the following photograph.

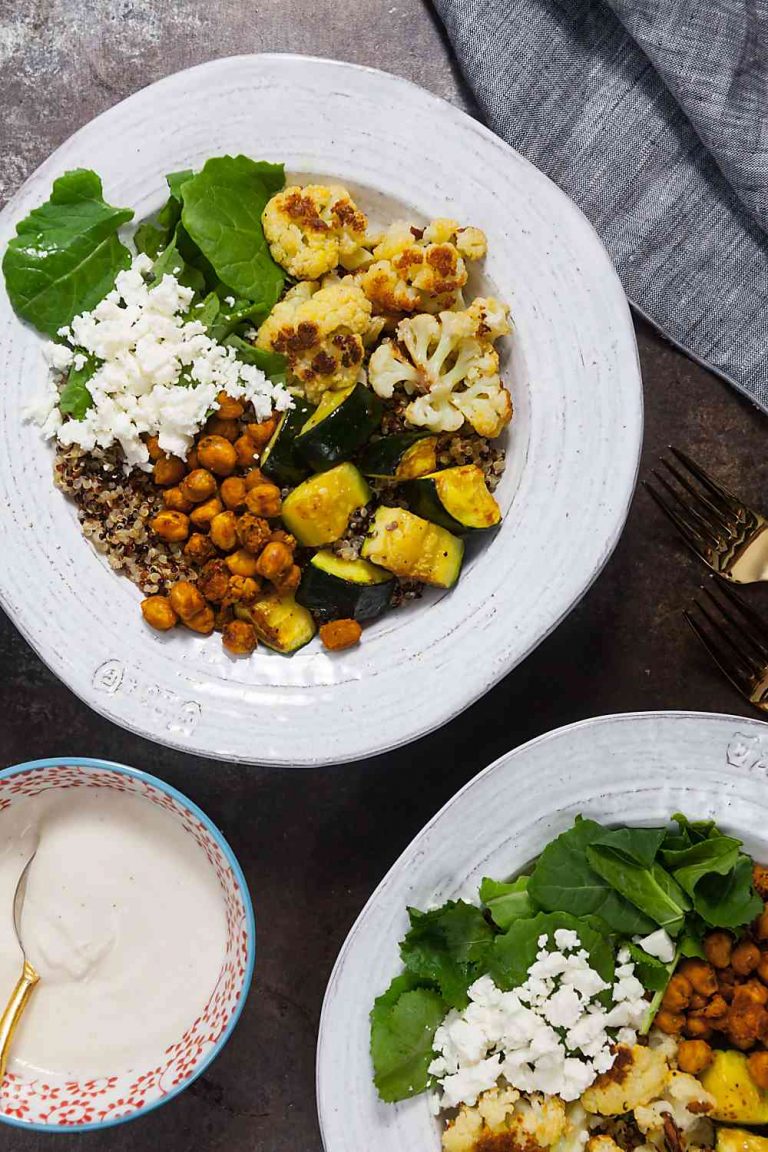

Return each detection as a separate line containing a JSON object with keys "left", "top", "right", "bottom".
{"left": 0, "top": 789, "right": 228, "bottom": 1078}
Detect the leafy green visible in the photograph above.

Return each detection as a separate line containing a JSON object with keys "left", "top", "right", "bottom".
{"left": 134, "top": 221, "right": 168, "bottom": 259}
{"left": 150, "top": 233, "right": 206, "bottom": 294}
{"left": 694, "top": 855, "right": 762, "bottom": 928}
{"left": 370, "top": 984, "right": 446, "bottom": 1103}
{"left": 488, "top": 911, "right": 614, "bottom": 993}
{"left": 166, "top": 169, "right": 195, "bottom": 202}
{"left": 586, "top": 845, "right": 690, "bottom": 935}
{"left": 528, "top": 818, "right": 656, "bottom": 935}
{"left": 190, "top": 291, "right": 222, "bottom": 330}
{"left": 592, "top": 826, "right": 667, "bottom": 870}
{"left": 225, "top": 334, "right": 288, "bottom": 385}
{"left": 134, "top": 169, "right": 194, "bottom": 258}
{"left": 626, "top": 942, "right": 673, "bottom": 992}
{"left": 59, "top": 353, "right": 98, "bottom": 419}
{"left": 3, "top": 169, "right": 134, "bottom": 337}
{"left": 663, "top": 836, "right": 742, "bottom": 897}
{"left": 180, "top": 156, "right": 285, "bottom": 308}
{"left": 479, "top": 876, "right": 536, "bottom": 931}
{"left": 400, "top": 901, "right": 495, "bottom": 1009}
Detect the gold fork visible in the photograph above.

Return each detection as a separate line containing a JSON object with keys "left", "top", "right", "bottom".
{"left": 644, "top": 448, "right": 768, "bottom": 582}
{"left": 684, "top": 581, "right": 768, "bottom": 712}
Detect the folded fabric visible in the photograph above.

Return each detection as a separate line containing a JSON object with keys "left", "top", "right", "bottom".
{"left": 432, "top": 0, "right": 768, "bottom": 411}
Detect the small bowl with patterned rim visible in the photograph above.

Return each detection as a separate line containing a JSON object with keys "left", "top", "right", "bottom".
{"left": 0, "top": 757, "right": 255, "bottom": 1132}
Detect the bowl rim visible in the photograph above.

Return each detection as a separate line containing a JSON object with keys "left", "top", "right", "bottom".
{"left": 0, "top": 755, "right": 256, "bottom": 1133}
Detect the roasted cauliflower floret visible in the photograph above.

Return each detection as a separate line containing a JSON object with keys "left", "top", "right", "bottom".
{"left": 634, "top": 1071, "right": 715, "bottom": 1152}
{"left": 367, "top": 297, "right": 512, "bottom": 437}
{"left": 262, "top": 184, "right": 371, "bottom": 280}
{"left": 255, "top": 278, "right": 372, "bottom": 403}
{"left": 443, "top": 1088, "right": 567, "bottom": 1152}
{"left": 358, "top": 217, "right": 487, "bottom": 315}
{"left": 581, "top": 1044, "right": 671, "bottom": 1117}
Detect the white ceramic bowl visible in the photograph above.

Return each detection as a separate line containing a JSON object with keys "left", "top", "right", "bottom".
{"left": 0, "top": 758, "right": 255, "bottom": 1132}
{"left": 316, "top": 710, "right": 768, "bottom": 1150}
{"left": 0, "top": 54, "right": 642, "bottom": 765}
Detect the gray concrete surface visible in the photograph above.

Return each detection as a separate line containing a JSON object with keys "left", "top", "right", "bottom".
{"left": 1, "top": 2, "right": 767, "bottom": 1150}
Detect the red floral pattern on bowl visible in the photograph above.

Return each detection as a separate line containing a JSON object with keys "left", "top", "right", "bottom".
{"left": 0, "top": 760, "right": 254, "bottom": 1130}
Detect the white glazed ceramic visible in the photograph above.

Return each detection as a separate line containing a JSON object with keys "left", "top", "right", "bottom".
{"left": 316, "top": 710, "right": 768, "bottom": 1150}
{"left": 0, "top": 54, "right": 642, "bottom": 765}
{"left": 0, "top": 757, "right": 255, "bottom": 1132}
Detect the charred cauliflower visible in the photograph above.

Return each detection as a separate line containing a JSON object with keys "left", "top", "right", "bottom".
{"left": 255, "top": 278, "right": 372, "bottom": 403}
{"left": 443, "top": 1088, "right": 567, "bottom": 1152}
{"left": 262, "top": 185, "right": 371, "bottom": 280}
{"left": 367, "top": 297, "right": 512, "bottom": 438}
{"left": 634, "top": 1071, "right": 715, "bottom": 1152}
{"left": 359, "top": 218, "right": 487, "bottom": 316}
{"left": 581, "top": 1044, "right": 671, "bottom": 1117}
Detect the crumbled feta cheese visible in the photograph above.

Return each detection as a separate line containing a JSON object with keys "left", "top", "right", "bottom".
{"left": 224, "top": 295, "right": 236, "bottom": 307}
{"left": 429, "top": 930, "right": 649, "bottom": 1110}
{"left": 29, "top": 254, "right": 292, "bottom": 470}
{"left": 634, "top": 929, "right": 675, "bottom": 964}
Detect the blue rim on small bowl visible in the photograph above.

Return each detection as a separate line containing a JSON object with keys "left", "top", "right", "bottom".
{"left": 0, "top": 756, "right": 256, "bottom": 1133}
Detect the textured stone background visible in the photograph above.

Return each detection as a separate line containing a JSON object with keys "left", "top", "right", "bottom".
{"left": 1, "top": 2, "right": 767, "bottom": 1150}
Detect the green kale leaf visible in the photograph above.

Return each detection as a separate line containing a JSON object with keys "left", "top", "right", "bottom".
{"left": 488, "top": 910, "right": 615, "bottom": 993}
{"left": 399, "top": 900, "right": 495, "bottom": 1010}
{"left": 479, "top": 876, "right": 536, "bottom": 931}
{"left": 370, "top": 982, "right": 446, "bottom": 1103}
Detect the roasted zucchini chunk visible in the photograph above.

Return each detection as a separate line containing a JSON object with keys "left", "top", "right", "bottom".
{"left": 296, "top": 382, "right": 382, "bottom": 472}
{"left": 718, "top": 1130, "right": 768, "bottom": 1152}
{"left": 296, "top": 550, "right": 394, "bottom": 622}
{"left": 261, "top": 397, "right": 315, "bottom": 486}
{"left": 404, "top": 464, "right": 501, "bottom": 533}
{"left": 701, "top": 1051, "right": 768, "bottom": 1124}
{"left": 281, "top": 462, "right": 371, "bottom": 547}
{"left": 234, "top": 594, "right": 316, "bottom": 653}
{"left": 361, "top": 505, "right": 464, "bottom": 588}
{"left": 359, "top": 432, "right": 438, "bottom": 480}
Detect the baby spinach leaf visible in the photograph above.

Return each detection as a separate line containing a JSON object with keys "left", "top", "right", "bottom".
{"left": 151, "top": 234, "right": 206, "bottom": 294}
{"left": 59, "top": 353, "right": 98, "bottom": 419}
{"left": 225, "top": 334, "right": 288, "bottom": 385}
{"left": 694, "top": 855, "right": 762, "bottom": 928}
{"left": 528, "top": 817, "right": 656, "bottom": 935}
{"left": 400, "top": 901, "right": 495, "bottom": 1010}
{"left": 591, "top": 826, "right": 667, "bottom": 870}
{"left": 189, "top": 291, "right": 221, "bottom": 330}
{"left": 3, "top": 169, "right": 134, "bottom": 337}
{"left": 663, "top": 835, "right": 742, "bottom": 897}
{"left": 180, "top": 155, "right": 285, "bottom": 308}
{"left": 370, "top": 985, "right": 446, "bottom": 1103}
{"left": 479, "top": 876, "right": 536, "bottom": 931}
{"left": 586, "top": 846, "right": 689, "bottom": 935}
{"left": 626, "top": 942, "right": 673, "bottom": 992}
{"left": 134, "top": 221, "right": 168, "bottom": 259}
{"left": 166, "top": 169, "right": 195, "bottom": 202}
{"left": 488, "top": 911, "right": 615, "bottom": 993}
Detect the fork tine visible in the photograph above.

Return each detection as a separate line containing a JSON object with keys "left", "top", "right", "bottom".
{"left": 707, "top": 580, "right": 768, "bottom": 657}
{"left": 693, "top": 595, "right": 762, "bottom": 675}
{"left": 653, "top": 469, "right": 725, "bottom": 542}
{"left": 683, "top": 608, "right": 754, "bottom": 700}
{"left": 700, "top": 584, "right": 768, "bottom": 663}
{"left": 658, "top": 458, "right": 736, "bottom": 535}
{"left": 669, "top": 447, "right": 748, "bottom": 517}
{"left": 645, "top": 475, "right": 719, "bottom": 551}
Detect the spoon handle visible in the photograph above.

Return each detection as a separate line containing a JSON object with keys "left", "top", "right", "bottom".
{"left": 0, "top": 959, "right": 40, "bottom": 1083}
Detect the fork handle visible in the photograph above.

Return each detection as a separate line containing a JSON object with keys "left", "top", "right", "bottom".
{"left": 0, "top": 959, "right": 39, "bottom": 1083}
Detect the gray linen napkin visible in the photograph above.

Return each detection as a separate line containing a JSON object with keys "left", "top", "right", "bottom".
{"left": 432, "top": 0, "right": 768, "bottom": 411}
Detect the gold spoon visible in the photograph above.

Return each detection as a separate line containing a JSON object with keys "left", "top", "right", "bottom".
{"left": 0, "top": 851, "right": 40, "bottom": 1082}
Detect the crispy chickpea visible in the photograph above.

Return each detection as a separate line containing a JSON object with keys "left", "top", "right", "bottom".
{"left": 225, "top": 576, "right": 261, "bottom": 606}
{"left": 209, "top": 510, "right": 238, "bottom": 552}
{"left": 184, "top": 605, "right": 215, "bottom": 635}
{"left": 234, "top": 434, "right": 258, "bottom": 468}
{"left": 727, "top": 985, "right": 768, "bottom": 1048}
{"left": 655, "top": 1010, "right": 685, "bottom": 1035}
{"left": 168, "top": 581, "right": 207, "bottom": 623}
{"left": 245, "top": 483, "right": 282, "bottom": 518}
{"left": 222, "top": 619, "right": 258, "bottom": 655}
{"left": 756, "top": 909, "right": 768, "bottom": 942}
{"left": 186, "top": 447, "right": 200, "bottom": 471}
{"left": 181, "top": 468, "right": 218, "bottom": 504}
{"left": 689, "top": 993, "right": 707, "bottom": 1011}
{"left": 743, "top": 979, "right": 768, "bottom": 1006}
{"left": 154, "top": 455, "right": 186, "bottom": 487}
{"left": 705, "top": 930, "right": 734, "bottom": 969}
{"left": 246, "top": 416, "right": 278, "bottom": 451}
{"left": 685, "top": 1014, "right": 713, "bottom": 1039}
{"left": 189, "top": 495, "right": 224, "bottom": 530}
{"left": 757, "top": 955, "right": 768, "bottom": 985}
{"left": 733, "top": 941, "right": 761, "bottom": 977}
{"left": 273, "top": 563, "right": 301, "bottom": 595}
{"left": 662, "top": 974, "right": 692, "bottom": 1014}
{"left": 216, "top": 392, "right": 245, "bottom": 419}
{"left": 213, "top": 603, "right": 235, "bottom": 630}
{"left": 226, "top": 549, "right": 261, "bottom": 578}
{"left": 150, "top": 509, "right": 189, "bottom": 542}
{"left": 146, "top": 435, "right": 164, "bottom": 461}
{"left": 163, "top": 486, "right": 193, "bottom": 513}
{"left": 141, "top": 595, "right": 178, "bottom": 631}
{"left": 206, "top": 416, "right": 239, "bottom": 442}
{"left": 220, "top": 476, "right": 247, "bottom": 511}
{"left": 183, "top": 533, "right": 216, "bottom": 565}
{"left": 269, "top": 529, "right": 296, "bottom": 550}
{"left": 319, "top": 619, "right": 362, "bottom": 651}
{"left": 197, "top": 560, "right": 231, "bottom": 604}
{"left": 236, "top": 513, "right": 271, "bottom": 554}
{"left": 677, "top": 1039, "right": 713, "bottom": 1075}
{"left": 754, "top": 865, "right": 768, "bottom": 899}
{"left": 197, "top": 435, "right": 237, "bottom": 477}
{"left": 703, "top": 993, "right": 729, "bottom": 1018}
{"left": 679, "top": 958, "right": 718, "bottom": 998}
{"left": 245, "top": 468, "right": 267, "bottom": 491}
{"left": 255, "top": 541, "right": 292, "bottom": 581}
{"left": 748, "top": 1051, "right": 768, "bottom": 1090}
